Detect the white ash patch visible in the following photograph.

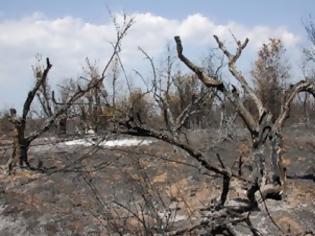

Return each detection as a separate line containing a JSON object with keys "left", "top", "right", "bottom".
{"left": 64, "top": 137, "right": 153, "bottom": 147}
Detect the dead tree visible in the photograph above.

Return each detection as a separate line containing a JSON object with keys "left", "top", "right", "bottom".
{"left": 174, "top": 35, "right": 315, "bottom": 201}
{"left": 6, "top": 15, "right": 134, "bottom": 173}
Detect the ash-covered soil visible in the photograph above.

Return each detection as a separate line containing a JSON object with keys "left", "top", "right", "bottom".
{"left": 0, "top": 125, "right": 314, "bottom": 235}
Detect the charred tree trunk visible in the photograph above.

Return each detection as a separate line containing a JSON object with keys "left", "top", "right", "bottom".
{"left": 270, "top": 132, "right": 286, "bottom": 190}
{"left": 16, "top": 140, "right": 30, "bottom": 168}
{"left": 7, "top": 121, "right": 31, "bottom": 173}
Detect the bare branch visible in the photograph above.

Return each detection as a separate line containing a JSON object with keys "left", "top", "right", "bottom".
{"left": 275, "top": 79, "right": 315, "bottom": 129}
{"left": 213, "top": 35, "right": 266, "bottom": 120}
{"left": 226, "top": 89, "right": 258, "bottom": 135}
{"left": 101, "top": 15, "right": 134, "bottom": 79}
{"left": 121, "top": 120, "right": 233, "bottom": 177}
{"left": 174, "top": 35, "right": 258, "bottom": 135}
{"left": 23, "top": 57, "right": 52, "bottom": 121}
{"left": 174, "top": 36, "right": 224, "bottom": 90}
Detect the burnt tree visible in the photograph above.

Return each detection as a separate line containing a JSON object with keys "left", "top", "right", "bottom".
{"left": 174, "top": 35, "right": 315, "bottom": 201}
{"left": 6, "top": 15, "right": 134, "bottom": 173}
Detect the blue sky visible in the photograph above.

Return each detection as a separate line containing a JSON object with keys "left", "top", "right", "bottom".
{"left": 1, "top": 0, "right": 313, "bottom": 33}
{"left": 0, "top": 1, "right": 314, "bottom": 110}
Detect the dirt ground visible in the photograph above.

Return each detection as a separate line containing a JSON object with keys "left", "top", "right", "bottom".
{"left": 0, "top": 125, "right": 314, "bottom": 235}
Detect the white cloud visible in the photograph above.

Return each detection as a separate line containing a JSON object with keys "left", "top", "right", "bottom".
{"left": 0, "top": 12, "right": 301, "bottom": 109}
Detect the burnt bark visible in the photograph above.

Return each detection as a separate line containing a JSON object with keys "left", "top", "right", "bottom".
{"left": 174, "top": 35, "right": 315, "bottom": 205}
{"left": 7, "top": 116, "right": 31, "bottom": 173}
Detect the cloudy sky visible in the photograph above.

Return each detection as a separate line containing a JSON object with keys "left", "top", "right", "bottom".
{"left": 0, "top": 0, "right": 314, "bottom": 110}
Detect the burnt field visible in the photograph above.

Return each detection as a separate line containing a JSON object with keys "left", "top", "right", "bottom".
{"left": 2, "top": 1, "right": 315, "bottom": 235}
{"left": 0, "top": 125, "right": 314, "bottom": 235}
